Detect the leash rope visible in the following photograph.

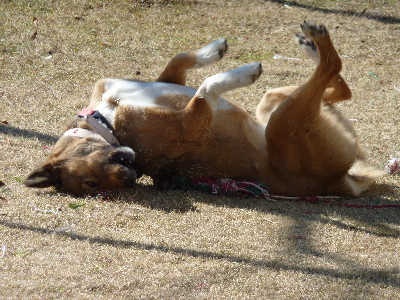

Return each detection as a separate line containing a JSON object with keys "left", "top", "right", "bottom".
{"left": 157, "top": 176, "right": 400, "bottom": 209}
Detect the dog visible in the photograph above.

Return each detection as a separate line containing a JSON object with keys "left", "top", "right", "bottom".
{"left": 24, "top": 21, "right": 384, "bottom": 197}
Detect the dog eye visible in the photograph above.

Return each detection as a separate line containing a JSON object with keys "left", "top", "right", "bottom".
{"left": 84, "top": 181, "right": 98, "bottom": 188}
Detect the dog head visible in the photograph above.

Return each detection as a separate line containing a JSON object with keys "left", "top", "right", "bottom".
{"left": 24, "top": 136, "right": 142, "bottom": 196}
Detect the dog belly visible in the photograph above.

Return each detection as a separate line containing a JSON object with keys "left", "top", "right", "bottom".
{"left": 95, "top": 79, "right": 196, "bottom": 124}
{"left": 106, "top": 79, "right": 196, "bottom": 106}
{"left": 97, "top": 79, "right": 238, "bottom": 127}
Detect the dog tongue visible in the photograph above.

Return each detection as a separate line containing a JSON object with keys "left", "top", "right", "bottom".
{"left": 78, "top": 108, "right": 96, "bottom": 117}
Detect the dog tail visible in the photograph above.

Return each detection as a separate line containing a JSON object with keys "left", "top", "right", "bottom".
{"left": 345, "top": 160, "right": 385, "bottom": 196}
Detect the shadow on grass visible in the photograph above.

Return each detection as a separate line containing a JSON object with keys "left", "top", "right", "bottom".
{"left": 128, "top": 183, "right": 400, "bottom": 237}
{"left": 0, "top": 124, "right": 58, "bottom": 144}
{"left": 125, "top": 183, "right": 400, "bottom": 295}
{"left": 205, "top": 192, "right": 400, "bottom": 238}
{"left": 265, "top": 0, "right": 400, "bottom": 24}
{"left": 35, "top": 182, "right": 400, "bottom": 240}
{"left": 1, "top": 218, "right": 399, "bottom": 288}
{"left": 103, "top": 182, "right": 400, "bottom": 288}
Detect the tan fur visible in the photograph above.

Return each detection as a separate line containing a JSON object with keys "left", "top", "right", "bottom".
{"left": 25, "top": 22, "right": 384, "bottom": 197}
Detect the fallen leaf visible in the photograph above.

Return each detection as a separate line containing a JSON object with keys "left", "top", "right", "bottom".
{"left": 292, "top": 235, "right": 304, "bottom": 239}
{"left": 68, "top": 203, "right": 86, "bottom": 209}
{"left": 30, "top": 31, "right": 37, "bottom": 40}
{"left": 98, "top": 42, "right": 111, "bottom": 48}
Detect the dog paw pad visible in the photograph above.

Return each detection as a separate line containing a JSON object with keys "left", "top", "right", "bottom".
{"left": 295, "top": 33, "right": 320, "bottom": 64}
{"left": 301, "top": 20, "right": 327, "bottom": 40}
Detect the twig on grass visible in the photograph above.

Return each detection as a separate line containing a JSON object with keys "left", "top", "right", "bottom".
{"left": 31, "top": 203, "right": 58, "bottom": 214}
{"left": 0, "top": 243, "right": 6, "bottom": 258}
{"left": 55, "top": 227, "right": 74, "bottom": 233}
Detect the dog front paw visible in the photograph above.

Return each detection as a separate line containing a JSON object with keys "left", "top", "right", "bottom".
{"left": 300, "top": 20, "right": 327, "bottom": 40}
{"left": 195, "top": 62, "right": 263, "bottom": 102}
{"left": 195, "top": 38, "right": 228, "bottom": 67}
{"left": 228, "top": 62, "right": 263, "bottom": 85}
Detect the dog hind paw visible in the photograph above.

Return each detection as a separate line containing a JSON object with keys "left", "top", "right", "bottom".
{"left": 295, "top": 33, "right": 320, "bottom": 64}
{"left": 301, "top": 20, "right": 327, "bottom": 40}
{"left": 195, "top": 38, "right": 228, "bottom": 67}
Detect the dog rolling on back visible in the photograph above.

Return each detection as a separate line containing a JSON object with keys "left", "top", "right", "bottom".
{"left": 25, "top": 21, "right": 384, "bottom": 197}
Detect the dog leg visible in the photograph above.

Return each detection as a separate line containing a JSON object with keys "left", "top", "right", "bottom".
{"left": 268, "top": 22, "right": 341, "bottom": 122}
{"left": 180, "top": 63, "right": 263, "bottom": 142}
{"left": 264, "top": 21, "right": 357, "bottom": 195}
{"left": 256, "top": 28, "right": 352, "bottom": 124}
{"left": 156, "top": 38, "right": 228, "bottom": 85}
{"left": 267, "top": 20, "right": 342, "bottom": 140}
{"left": 256, "top": 86, "right": 297, "bottom": 124}
{"left": 296, "top": 33, "right": 351, "bottom": 104}
{"left": 281, "top": 21, "right": 342, "bottom": 113}
{"left": 195, "top": 62, "right": 263, "bottom": 108}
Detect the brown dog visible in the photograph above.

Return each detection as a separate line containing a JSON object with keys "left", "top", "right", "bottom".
{"left": 25, "top": 21, "right": 384, "bottom": 197}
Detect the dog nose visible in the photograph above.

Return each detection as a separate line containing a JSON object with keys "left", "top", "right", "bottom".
{"left": 124, "top": 177, "right": 136, "bottom": 188}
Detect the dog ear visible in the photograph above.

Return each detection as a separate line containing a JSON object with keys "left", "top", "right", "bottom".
{"left": 24, "top": 164, "right": 60, "bottom": 188}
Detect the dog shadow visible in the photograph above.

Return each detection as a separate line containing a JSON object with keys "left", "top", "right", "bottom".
{"left": 122, "top": 179, "right": 400, "bottom": 239}
{"left": 18, "top": 179, "right": 400, "bottom": 290}
{"left": 0, "top": 123, "right": 58, "bottom": 144}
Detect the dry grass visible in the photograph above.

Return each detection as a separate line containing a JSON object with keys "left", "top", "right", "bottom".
{"left": 1, "top": 0, "right": 400, "bottom": 299}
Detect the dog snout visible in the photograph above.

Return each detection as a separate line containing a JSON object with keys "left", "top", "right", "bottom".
{"left": 124, "top": 176, "right": 137, "bottom": 188}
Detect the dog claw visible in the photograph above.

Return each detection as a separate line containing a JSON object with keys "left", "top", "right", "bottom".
{"left": 301, "top": 20, "right": 327, "bottom": 40}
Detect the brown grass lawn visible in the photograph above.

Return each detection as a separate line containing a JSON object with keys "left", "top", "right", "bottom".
{"left": 1, "top": 0, "right": 400, "bottom": 299}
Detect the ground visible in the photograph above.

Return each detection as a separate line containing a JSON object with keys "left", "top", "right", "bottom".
{"left": 0, "top": 0, "right": 400, "bottom": 299}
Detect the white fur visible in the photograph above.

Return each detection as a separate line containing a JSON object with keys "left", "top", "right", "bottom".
{"left": 97, "top": 63, "right": 262, "bottom": 126}
{"left": 195, "top": 63, "right": 262, "bottom": 111}
{"left": 295, "top": 35, "right": 320, "bottom": 65}
{"left": 195, "top": 38, "right": 227, "bottom": 68}
{"left": 98, "top": 80, "right": 196, "bottom": 125}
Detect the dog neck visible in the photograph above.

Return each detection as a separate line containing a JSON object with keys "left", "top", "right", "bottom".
{"left": 82, "top": 113, "right": 120, "bottom": 145}
{"left": 64, "top": 109, "right": 120, "bottom": 146}
{"left": 63, "top": 128, "right": 104, "bottom": 141}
